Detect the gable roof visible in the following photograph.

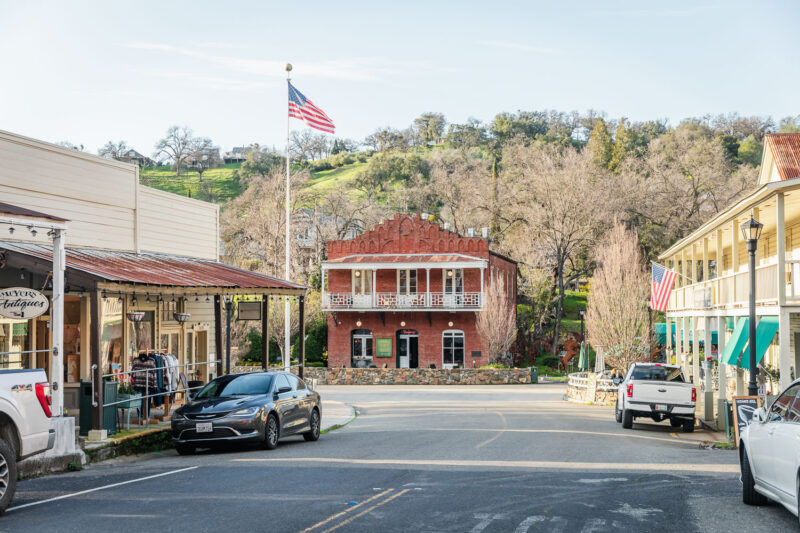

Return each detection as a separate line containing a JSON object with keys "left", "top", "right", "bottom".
{"left": 765, "top": 134, "right": 800, "bottom": 181}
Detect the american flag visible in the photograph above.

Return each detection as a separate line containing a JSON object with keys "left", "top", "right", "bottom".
{"left": 288, "top": 82, "right": 335, "bottom": 134}
{"left": 651, "top": 262, "right": 677, "bottom": 311}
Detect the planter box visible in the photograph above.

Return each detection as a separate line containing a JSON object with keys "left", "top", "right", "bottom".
{"left": 117, "top": 393, "right": 142, "bottom": 409}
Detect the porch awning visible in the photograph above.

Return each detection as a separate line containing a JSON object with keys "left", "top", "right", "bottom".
{"left": 739, "top": 316, "right": 780, "bottom": 371}
{"left": 0, "top": 241, "right": 305, "bottom": 295}
{"left": 323, "top": 253, "right": 487, "bottom": 270}
{"left": 722, "top": 318, "right": 749, "bottom": 366}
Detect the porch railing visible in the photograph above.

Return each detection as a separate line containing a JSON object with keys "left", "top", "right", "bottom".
{"left": 323, "top": 291, "right": 483, "bottom": 310}
{"left": 669, "top": 262, "right": 780, "bottom": 311}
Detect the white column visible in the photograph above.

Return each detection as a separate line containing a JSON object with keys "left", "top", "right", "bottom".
{"left": 321, "top": 266, "right": 326, "bottom": 307}
{"left": 480, "top": 267, "right": 484, "bottom": 307}
{"left": 426, "top": 268, "right": 430, "bottom": 307}
{"left": 51, "top": 229, "right": 65, "bottom": 416}
{"left": 778, "top": 193, "right": 786, "bottom": 306}
{"left": 691, "top": 317, "right": 700, "bottom": 383}
{"left": 372, "top": 269, "right": 377, "bottom": 308}
{"left": 779, "top": 308, "right": 791, "bottom": 391}
{"left": 665, "top": 316, "right": 672, "bottom": 364}
{"left": 681, "top": 317, "right": 689, "bottom": 372}
{"left": 732, "top": 218, "right": 739, "bottom": 303}
{"left": 717, "top": 315, "right": 728, "bottom": 402}
{"left": 702, "top": 237, "right": 708, "bottom": 283}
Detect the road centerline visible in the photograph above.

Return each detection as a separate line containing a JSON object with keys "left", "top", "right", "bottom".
{"left": 299, "top": 488, "right": 395, "bottom": 532}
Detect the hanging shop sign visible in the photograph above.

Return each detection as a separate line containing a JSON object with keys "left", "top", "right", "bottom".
{"left": 0, "top": 287, "right": 50, "bottom": 319}
{"left": 238, "top": 301, "right": 262, "bottom": 321}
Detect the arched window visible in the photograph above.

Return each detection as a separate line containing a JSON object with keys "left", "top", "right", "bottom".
{"left": 442, "top": 330, "right": 465, "bottom": 369}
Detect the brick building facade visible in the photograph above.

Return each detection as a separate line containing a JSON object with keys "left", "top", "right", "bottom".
{"left": 322, "top": 213, "right": 517, "bottom": 369}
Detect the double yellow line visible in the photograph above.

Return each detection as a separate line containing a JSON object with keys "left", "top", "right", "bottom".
{"left": 300, "top": 488, "right": 410, "bottom": 533}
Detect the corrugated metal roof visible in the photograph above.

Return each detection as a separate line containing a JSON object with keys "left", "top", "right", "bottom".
{"left": 0, "top": 241, "right": 304, "bottom": 291}
{"left": 766, "top": 133, "right": 800, "bottom": 181}
{"left": 0, "top": 202, "right": 68, "bottom": 222}
{"left": 325, "top": 253, "right": 485, "bottom": 264}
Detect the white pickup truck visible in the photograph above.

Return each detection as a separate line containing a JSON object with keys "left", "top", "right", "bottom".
{"left": 0, "top": 369, "right": 54, "bottom": 512}
{"left": 614, "top": 363, "right": 696, "bottom": 433}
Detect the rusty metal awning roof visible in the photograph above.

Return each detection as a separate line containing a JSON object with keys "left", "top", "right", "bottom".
{"left": 323, "top": 253, "right": 487, "bottom": 270}
{"left": 0, "top": 202, "right": 68, "bottom": 222}
{"left": 766, "top": 133, "right": 800, "bottom": 181}
{"left": 0, "top": 241, "right": 304, "bottom": 293}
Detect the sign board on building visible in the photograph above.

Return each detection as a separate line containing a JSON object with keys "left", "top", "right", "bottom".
{"left": 471, "top": 350, "right": 482, "bottom": 358}
{"left": 237, "top": 301, "right": 261, "bottom": 321}
{"left": 0, "top": 287, "right": 49, "bottom": 320}
{"left": 375, "top": 338, "right": 392, "bottom": 357}
{"left": 732, "top": 395, "right": 761, "bottom": 445}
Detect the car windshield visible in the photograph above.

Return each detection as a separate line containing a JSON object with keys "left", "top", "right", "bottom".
{"left": 631, "top": 366, "right": 684, "bottom": 382}
{"left": 195, "top": 374, "right": 273, "bottom": 399}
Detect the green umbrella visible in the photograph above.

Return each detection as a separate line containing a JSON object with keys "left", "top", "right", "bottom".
{"left": 578, "top": 341, "right": 587, "bottom": 371}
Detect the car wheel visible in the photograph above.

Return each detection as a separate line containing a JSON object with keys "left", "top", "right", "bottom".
{"left": 670, "top": 418, "right": 682, "bottom": 428}
{"left": 0, "top": 438, "right": 18, "bottom": 514}
{"left": 622, "top": 409, "right": 633, "bottom": 429}
{"left": 615, "top": 403, "right": 622, "bottom": 423}
{"left": 264, "top": 414, "right": 279, "bottom": 450}
{"left": 741, "top": 446, "right": 767, "bottom": 505}
{"left": 304, "top": 408, "right": 321, "bottom": 442}
{"left": 175, "top": 443, "right": 195, "bottom": 456}
{"left": 682, "top": 418, "right": 695, "bottom": 433}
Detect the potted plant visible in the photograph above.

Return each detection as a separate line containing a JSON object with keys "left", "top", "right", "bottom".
{"left": 117, "top": 381, "right": 142, "bottom": 409}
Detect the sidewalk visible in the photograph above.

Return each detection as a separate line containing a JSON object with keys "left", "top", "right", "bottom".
{"left": 321, "top": 400, "right": 355, "bottom": 431}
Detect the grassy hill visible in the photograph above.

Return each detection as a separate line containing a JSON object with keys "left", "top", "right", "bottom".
{"left": 139, "top": 160, "right": 368, "bottom": 205}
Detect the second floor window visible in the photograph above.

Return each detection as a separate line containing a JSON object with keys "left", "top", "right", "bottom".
{"left": 352, "top": 269, "right": 372, "bottom": 295}
{"left": 397, "top": 269, "right": 417, "bottom": 294}
{"left": 444, "top": 269, "right": 464, "bottom": 294}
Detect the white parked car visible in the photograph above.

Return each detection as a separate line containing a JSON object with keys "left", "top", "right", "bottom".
{"left": 0, "top": 368, "right": 55, "bottom": 513}
{"left": 740, "top": 379, "right": 800, "bottom": 523}
{"left": 615, "top": 363, "right": 697, "bottom": 432}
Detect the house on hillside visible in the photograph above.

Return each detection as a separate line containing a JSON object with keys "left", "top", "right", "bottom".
{"left": 322, "top": 213, "right": 517, "bottom": 369}
{"left": 223, "top": 146, "right": 251, "bottom": 164}
{"left": 118, "top": 148, "right": 156, "bottom": 167}
{"left": 660, "top": 133, "right": 800, "bottom": 421}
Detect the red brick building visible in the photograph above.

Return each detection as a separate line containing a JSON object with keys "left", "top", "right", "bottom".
{"left": 322, "top": 213, "right": 517, "bottom": 369}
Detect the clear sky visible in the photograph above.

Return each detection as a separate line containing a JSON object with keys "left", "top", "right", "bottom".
{"left": 1, "top": 0, "right": 798, "bottom": 155}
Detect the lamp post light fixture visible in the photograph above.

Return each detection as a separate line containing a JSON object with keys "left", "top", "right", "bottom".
{"left": 741, "top": 215, "right": 764, "bottom": 397}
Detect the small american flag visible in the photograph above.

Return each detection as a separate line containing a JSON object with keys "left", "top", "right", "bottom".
{"left": 288, "top": 82, "right": 335, "bottom": 134}
{"left": 651, "top": 262, "right": 677, "bottom": 311}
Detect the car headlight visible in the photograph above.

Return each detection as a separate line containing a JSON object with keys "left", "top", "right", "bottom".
{"left": 172, "top": 411, "right": 187, "bottom": 420}
{"left": 230, "top": 406, "right": 260, "bottom": 417}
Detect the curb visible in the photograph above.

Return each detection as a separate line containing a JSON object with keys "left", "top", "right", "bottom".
{"left": 321, "top": 404, "right": 357, "bottom": 434}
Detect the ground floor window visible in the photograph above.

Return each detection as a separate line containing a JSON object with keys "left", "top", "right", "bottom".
{"left": 351, "top": 328, "right": 373, "bottom": 368}
{"left": 442, "top": 330, "right": 465, "bottom": 369}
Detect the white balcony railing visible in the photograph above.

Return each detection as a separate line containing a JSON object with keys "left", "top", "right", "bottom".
{"left": 668, "top": 262, "right": 781, "bottom": 311}
{"left": 323, "top": 291, "right": 483, "bottom": 310}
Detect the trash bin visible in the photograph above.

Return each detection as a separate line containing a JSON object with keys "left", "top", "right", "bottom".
{"left": 530, "top": 367, "right": 538, "bottom": 384}
{"left": 78, "top": 380, "right": 117, "bottom": 436}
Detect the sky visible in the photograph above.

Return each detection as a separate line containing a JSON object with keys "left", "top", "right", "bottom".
{"left": 1, "top": 0, "right": 798, "bottom": 155}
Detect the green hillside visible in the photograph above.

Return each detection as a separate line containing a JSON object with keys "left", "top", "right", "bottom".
{"left": 139, "top": 160, "right": 368, "bottom": 205}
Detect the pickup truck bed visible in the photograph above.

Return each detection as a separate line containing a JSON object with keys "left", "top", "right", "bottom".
{"left": 615, "top": 363, "right": 696, "bottom": 433}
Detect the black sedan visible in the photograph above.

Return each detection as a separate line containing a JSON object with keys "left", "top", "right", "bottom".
{"left": 171, "top": 371, "right": 321, "bottom": 455}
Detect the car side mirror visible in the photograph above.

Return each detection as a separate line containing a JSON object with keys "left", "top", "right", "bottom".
{"left": 754, "top": 407, "right": 767, "bottom": 423}
{"left": 188, "top": 393, "right": 196, "bottom": 403}
{"left": 277, "top": 386, "right": 292, "bottom": 395}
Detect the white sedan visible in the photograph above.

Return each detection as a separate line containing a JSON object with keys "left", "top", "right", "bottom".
{"left": 740, "top": 379, "right": 800, "bottom": 524}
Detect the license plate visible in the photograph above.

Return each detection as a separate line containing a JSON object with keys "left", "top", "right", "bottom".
{"left": 655, "top": 404, "right": 667, "bottom": 411}
{"left": 196, "top": 422, "right": 213, "bottom": 433}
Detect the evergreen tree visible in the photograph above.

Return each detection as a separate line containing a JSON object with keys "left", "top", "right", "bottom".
{"left": 587, "top": 118, "right": 613, "bottom": 169}
{"left": 609, "top": 118, "right": 637, "bottom": 172}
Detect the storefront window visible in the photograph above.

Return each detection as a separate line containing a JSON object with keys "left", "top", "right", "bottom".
{"left": 129, "top": 310, "right": 155, "bottom": 359}
{"left": 101, "top": 298, "right": 123, "bottom": 378}
{"left": 64, "top": 297, "right": 82, "bottom": 383}
{"left": 442, "top": 330, "right": 465, "bottom": 368}
{"left": 0, "top": 322, "right": 28, "bottom": 369}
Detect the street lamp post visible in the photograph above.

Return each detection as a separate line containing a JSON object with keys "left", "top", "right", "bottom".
{"left": 741, "top": 216, "right": 764, "bottom": 397}
{"left": 579, "top": 309, "right": 585, "bottom": 342}
{"left": 646, "top": 296, "right": 653, "bottom": 361}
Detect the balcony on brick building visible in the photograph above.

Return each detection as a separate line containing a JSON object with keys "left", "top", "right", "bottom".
{"left": 321, "top": 254, "right": 487, "bottom": 311}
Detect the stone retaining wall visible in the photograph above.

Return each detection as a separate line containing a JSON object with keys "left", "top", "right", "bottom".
{"left": 233, "top": 365, "right": 531, "bottom": 385}
{"left": 566, "top": 372, "right": 618, "bottom": 405}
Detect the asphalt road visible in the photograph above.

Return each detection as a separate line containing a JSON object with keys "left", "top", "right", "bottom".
{"left": 3, "top": 384, "right": 796, "bottom": 532}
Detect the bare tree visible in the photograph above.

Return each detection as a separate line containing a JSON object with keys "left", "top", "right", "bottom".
{"left": 189, "top": 138, "right": 221, "bottom": 181}
{"left": 586, "top": 221, "right": 650, "bottom": 372}
{"left": 154, "top": 126, "right": 195, "bottom": 176}
{"left": 476, "top": 275, "right": 517, "bottom": 365}
{"left": 98, "top": 140, "right": 129, "bottom": 160}
{"left": 502, "top": 142, "right": 609, "bottom": 357}
{"left": 58, "top": 141, "right": 86, "bottom": 152}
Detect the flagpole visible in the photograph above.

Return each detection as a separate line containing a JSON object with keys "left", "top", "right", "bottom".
{"left": 284, "top": 63, "right": 292, "bottom": 371}
{"left": 652, "top": 261, "right": 694, "bottom": 284}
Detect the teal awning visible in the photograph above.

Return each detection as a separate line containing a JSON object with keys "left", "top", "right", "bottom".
{"left": 739, "top": 316, "right": 780, "bottom": 371}
{"left": 655, "top": 322, "right": 717, "bottom": 345}
{"left": 722, "top": 318, "right": 749, "bottom": 366}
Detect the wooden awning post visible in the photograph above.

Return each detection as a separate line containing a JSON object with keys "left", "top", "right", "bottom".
{"left": 298, "top": 295, "right": 305, "bottom": 380}
{"left": 90, "top": 290, "right": 103, "bottom": 430}
{"left": 268, "top": 295, "right": 269, "bottom": 370}
{"left": 214, "top": 295, "right": 223, "bottom": 378}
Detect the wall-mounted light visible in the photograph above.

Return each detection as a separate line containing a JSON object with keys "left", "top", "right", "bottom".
{"left": 206, "top": 294, "right": 210, "bottom": 302}
{"left": 356, "top": 320, "right": 362, "bottom": 327}
{"left": 117, "top": 294, "right": 123, "bottom": 303}
{"left": 448, "top": 321, "right": 454, "bottom": 327}
{"left": 19, "top": 269, "right": 25, "bottom": 280}
{"left": 400, "top": 321, "right": 406, "bottom": 327}
{"left": 145, "top": 293, "right": 151, "bottom": 303}
{"left": 354, "top": 271, "right": 361, "bottom": 277}
{"left": 195, "top": 294, "right": 200, "bottom": 302}
{"left": 447, "top": 270, "right": 453, "bottom": 277}
{"left": 28, "top": 225, "right": 37, "bottom": 237}
{"left": 8, "top": 226, "right": 14, "bottom": 235}
{"left": 132, "top": 294, "right": 137, "bottom": 306}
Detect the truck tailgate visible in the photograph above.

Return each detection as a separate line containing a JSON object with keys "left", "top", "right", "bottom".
{"left": 633, "top": 381, "right": 692, "bottom": 405}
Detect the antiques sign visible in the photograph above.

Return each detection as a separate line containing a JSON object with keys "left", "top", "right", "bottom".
{"left": 0, "top": 287, "right": 50, "bottom": 319}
